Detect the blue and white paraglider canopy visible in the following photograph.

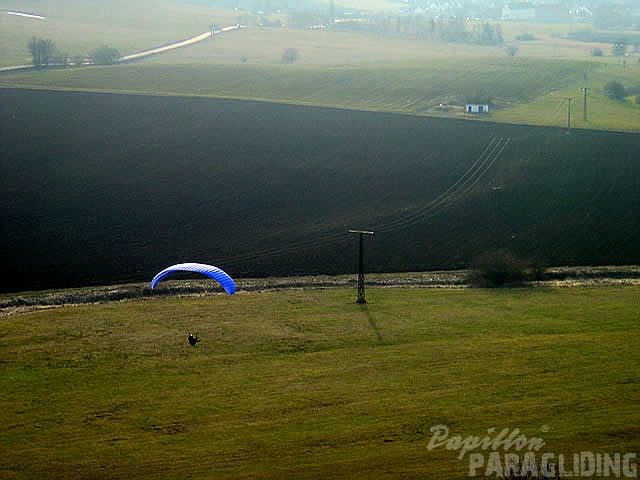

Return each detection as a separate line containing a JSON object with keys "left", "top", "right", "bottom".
{"left": 150, "top": 263, "right": 236, "bottom": 294}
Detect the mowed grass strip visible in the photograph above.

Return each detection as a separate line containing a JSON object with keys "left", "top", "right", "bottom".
{"left": 1, "top": 286, "right": 638, "bottom": 479}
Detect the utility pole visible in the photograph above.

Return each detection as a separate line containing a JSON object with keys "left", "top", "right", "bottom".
{"left": 349, "top": 230, "right": 374, "bottom": 304}
{"left": 582, "top": 87, "right": 589, "bottom": 122}
{"left": 566, "top": 97, "right": 572, "bottom": 131}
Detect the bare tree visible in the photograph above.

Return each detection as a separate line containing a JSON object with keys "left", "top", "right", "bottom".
{"left": 28, "top": 37, "right": 55, "bottom": 69}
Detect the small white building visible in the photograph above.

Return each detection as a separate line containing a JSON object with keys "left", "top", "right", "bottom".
{"left": 466, "top": 104, "right": 489, "bottom": 113}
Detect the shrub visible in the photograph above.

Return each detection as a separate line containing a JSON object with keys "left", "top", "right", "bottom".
{"left": 515, "top": 33, "right": 537, "bottom": 41}
{"left": 636, "top": 95, "right": 640, "bottom": 105}
{"left": 505, "top": 46, "right": 518, "bottom": 57}
{"left": 468, "top": 250, "right": 545, "bottom": 288}
{"left": 28, "top": 36, "right": 55, "bottom": 68}
{"left": 591, "top": 47, "right": 603, "bottom": 56}
{"left": 90, "top": 45, "right": 121, "bottom": 65}
{"left": 281, "top": 48, "right": 299, "bottom": 64}
{"left": 603, "top": 80, "right": 627, "bottom": 100}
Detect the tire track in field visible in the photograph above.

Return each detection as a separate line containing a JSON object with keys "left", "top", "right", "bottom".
{"left": 373, "top": 137, "right": 510, "bottom": 233}
{"left": 218, "top": 138, "right": 510, "bottom": 272}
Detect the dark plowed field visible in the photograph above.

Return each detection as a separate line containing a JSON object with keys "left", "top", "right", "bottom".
{"left": 2, "top": 88, "right": 639, "bottom": 292}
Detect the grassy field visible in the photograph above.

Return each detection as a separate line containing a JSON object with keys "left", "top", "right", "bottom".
{"left": 0, "top": 0, "right": 235, "bottom": 66}
{"left": 0, "top": 0, "right": 398, "bottom": 67}
{"left": 0, "top": 58, "right": 589, "bottom": 109}
{"left": 1, "top": 286, "right": 638, "bottom": 479}
{"left": 3, "top": 56, "right": 639, "bottom": 131}
{"left": 2, "top": 0, "right": 639, "bottom": 131}
{"left": 2, "top": 32, "right": 638, "bottom": 131}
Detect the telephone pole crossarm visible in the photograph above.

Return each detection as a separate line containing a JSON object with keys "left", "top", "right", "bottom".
{"left": 348, "top": 230, "right": 375, "bottom": 304}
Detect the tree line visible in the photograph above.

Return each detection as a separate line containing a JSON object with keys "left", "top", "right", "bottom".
{"left": 356, "top": 15, "right": 507, "bottom": 48}
{"left": 27, "top": 37, "right": 121, "bottom": 69}
{"left": 27, "top": 37, "right": 55, "bottom": 69}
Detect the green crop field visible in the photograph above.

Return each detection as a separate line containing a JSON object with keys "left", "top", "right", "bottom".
{"left": 3, "top": 56, "right": 638, "bottom": 131}
{"left": 1, "top": 286, "right": 638, "bottom": 479}
{"left": 0, "top": 58, "right": 589, "bottom": 109}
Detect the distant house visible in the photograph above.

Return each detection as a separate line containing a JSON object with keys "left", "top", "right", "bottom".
{"left": 466, "top": 104, "right": 489, "bottom": 113}
{"left": 502, "top": 2, "right": 536, "bottom": 21}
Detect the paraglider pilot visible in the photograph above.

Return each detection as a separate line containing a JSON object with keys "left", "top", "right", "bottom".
{"left": 188, "top": 331, "right": 201, "bottom": 346}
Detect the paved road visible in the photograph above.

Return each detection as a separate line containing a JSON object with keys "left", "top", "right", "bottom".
{"left": 0, "top": 24, "right": 244, "bottom": 71}
{"left": 0, "top": 64, "right": 35, "bottom": 73}
{"left": 119, "top": 24, "right": 243, "bottom": 63}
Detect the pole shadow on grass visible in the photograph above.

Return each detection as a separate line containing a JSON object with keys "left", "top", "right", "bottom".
{"left": 359, "top": 303, "right": 384, "bottom": 344}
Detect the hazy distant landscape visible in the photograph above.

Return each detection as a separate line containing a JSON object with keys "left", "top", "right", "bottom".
{"left": 1, "top": 0, "right": 639, "bottom": 129}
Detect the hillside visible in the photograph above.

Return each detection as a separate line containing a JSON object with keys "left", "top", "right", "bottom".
{"left": 2, "top": 89, "right": 639, "bottom": 292}
{"left": 2, "top": 286, "right": 639, "bottom": 478}
{"left": 2, "top": 0, "right": 640, "bottom": 132}
{"left": 0, "top": 0, "right": 235, "bottom": 66}
{"left": 2, "top": 29, "right": 638, "bottom": 131}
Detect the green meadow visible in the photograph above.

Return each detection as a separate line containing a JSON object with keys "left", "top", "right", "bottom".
{"left": 2, "top": 286, "right": 638, "bottom": 479}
